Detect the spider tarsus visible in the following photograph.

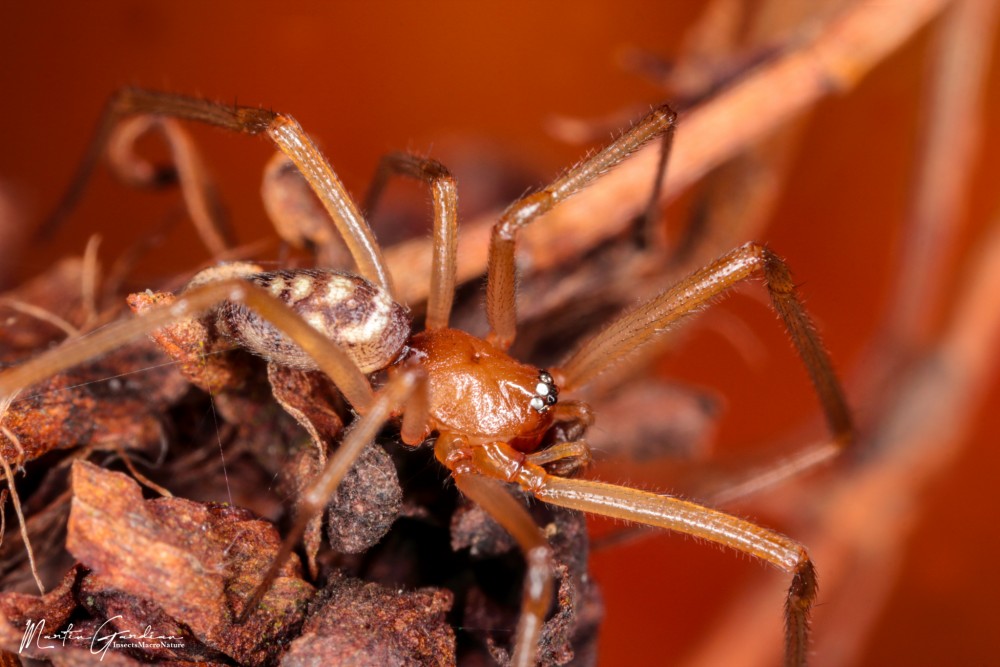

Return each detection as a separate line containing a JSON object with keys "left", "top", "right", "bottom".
{"left": 784, "top": 558, "right": 818, "bottom": 667}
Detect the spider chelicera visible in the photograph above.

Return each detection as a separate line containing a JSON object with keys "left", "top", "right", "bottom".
{"left": 0, "top": 88, "right": 854, "bottom": 667}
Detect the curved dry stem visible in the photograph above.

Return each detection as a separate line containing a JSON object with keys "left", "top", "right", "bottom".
{"left": 0, "top": 297, "right": 79, "bottom": 338}
{"left": 107, "top": 116, "right": 234, "bottom": 256}
{"left": 42, "top": 88, "right": 392, "bottom": 294}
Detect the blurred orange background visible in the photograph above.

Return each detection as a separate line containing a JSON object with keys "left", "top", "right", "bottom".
{"left": 2, "top": 3, "right": 998, "bottom": 665}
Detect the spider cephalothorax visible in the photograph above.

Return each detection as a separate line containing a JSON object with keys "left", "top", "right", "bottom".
{"left": 396, "top": 328, "right": 562, "bottom": 450}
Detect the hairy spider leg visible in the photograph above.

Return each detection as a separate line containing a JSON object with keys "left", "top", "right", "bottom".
{"left": 451, "top": 469, "right": 554, "bottom": 667}
{"left": 486, "top": 104, "right": 677, "bottom": 349}
{"left": 557, "top": 242, "right": 854, "bottom": 449}
{"left": 364, "top": 153, "right": 459, "bottom": 329}
{"left": 41, "top": 97, "right": 233, "bottom": 256}
{"left": 0, "top": 279, "right": 376, "bottom": 414}
{"left": 472, "top": 102, "right": 848, "bottom": 665}
{"left": 42, "top": 88, "right": 393, "bottom": 294}
{"left": 442, "top": 436, "right": 816, "bottom": 667}
{"left": 238, "top": 366, "right": 426, "bottom": 621}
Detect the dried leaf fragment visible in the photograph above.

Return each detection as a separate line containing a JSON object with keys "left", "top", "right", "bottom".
{"left": 66, "top": 461, "right": 314, "bottom": 665}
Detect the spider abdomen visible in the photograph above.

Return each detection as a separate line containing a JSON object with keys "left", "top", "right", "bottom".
{"left": 217, "top": 269, "right": 410, "bottom": 373}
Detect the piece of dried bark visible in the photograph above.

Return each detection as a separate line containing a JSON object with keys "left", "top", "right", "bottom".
{"left": 533, "top": 508, "right": 602, "bottom": 667}
{"left": 1, "top": 340, "right": 188, "bottom": 467}
{"left": 127, "top": 289, "right": 251, "bottom": 393}
{"left": 0, "top": 564, "right": 80, "bottom": 658}
{"left": 79, "top": 574, "right": 227, "bottom": 664}
{"left": 126, "top": 277, "right": 309, "bottom": 473}
{"left": 127, "top": 286, "right": 318, "bottom": 504}
{"left": 281, "top": 570, "right": 454, "bottom": 667}
{"left": 66, "top": 461, "right": 314, "bottom": 665}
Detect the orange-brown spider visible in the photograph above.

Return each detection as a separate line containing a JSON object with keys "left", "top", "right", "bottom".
{"left": 0, "top": 89, "right": 853, "bottom": 667}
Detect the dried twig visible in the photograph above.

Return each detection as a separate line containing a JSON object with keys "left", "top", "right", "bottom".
{"left": 385, "top": 0, "right": 951, "bottom": 306}
{"left": 0, "top": 433, "right": 44, "bottom": 595}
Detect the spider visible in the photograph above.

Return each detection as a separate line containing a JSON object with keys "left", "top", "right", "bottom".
{"left": 0, "top": 88, "right": 854, "bottom": 667}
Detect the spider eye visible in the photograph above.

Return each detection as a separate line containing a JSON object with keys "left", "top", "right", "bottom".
{"left": 529, "top": 369, "right": 559, "bottom": 413}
